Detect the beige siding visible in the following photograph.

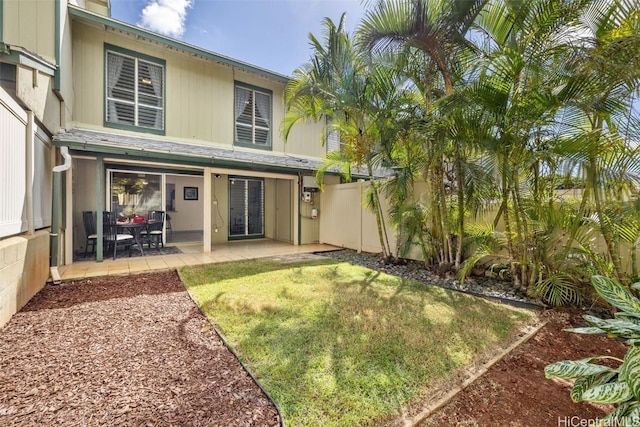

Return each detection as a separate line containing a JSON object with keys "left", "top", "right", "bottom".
{"left": 3, "top": 0, "right": 56, "bottom": 63}
{"left": 83, "top": 0, "right": 110, "bottom": 16}
{"left": 71, "top": 24, "right": 104, "bottom": 127}
{"left": 211, "top": 174, "right": 228, "bottom": 244}
{"left": 60, "top": 3, "right": 75, "bottom": 129}
{"left": 71, "top": 157, "right": 98, "bottom": 252}
{"left": 285, "top": 118, "right": 327, "bottom": 159}
{"left": 70, "top": 20, "right": 326, "bottom": 159}
{"left": 167, "top": 56, "right": 232, "bottom": 142}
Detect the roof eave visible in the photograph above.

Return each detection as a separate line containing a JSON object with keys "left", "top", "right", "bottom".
{"left": 67, "top": 5, "right": 291, "bottom": 84}
{"left": 53, "top": 137, "right": 365, "bottom": 177}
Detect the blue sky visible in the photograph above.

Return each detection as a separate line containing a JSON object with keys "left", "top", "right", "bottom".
{"left": 109, "top": 0, "right": 366, "bottom": 76}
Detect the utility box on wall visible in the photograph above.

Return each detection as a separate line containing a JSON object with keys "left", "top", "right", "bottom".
{"left": 302, "top": 176, "right": 319, "bottom": 192}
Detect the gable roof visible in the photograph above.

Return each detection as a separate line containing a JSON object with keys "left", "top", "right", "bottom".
{"left": 67, "top": 4, "right": 291, "bottom": 84}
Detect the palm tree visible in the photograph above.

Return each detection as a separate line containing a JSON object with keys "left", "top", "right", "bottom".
{"left": 455, "top": 0, "right": 640, "bottom": 300}
{"left": 459, "top": 0, "right": 599, "bottom": 290}
{"left": 358, "top": 0, "right": 488, "bottom": 269}
{"left": 283, "top": 14, "right": 416, "bottom": 260}
{"left": 552, "top": 0, "right": 640, "bottom": 284}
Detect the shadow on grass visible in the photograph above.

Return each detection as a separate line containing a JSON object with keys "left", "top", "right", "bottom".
{"left": 189, "top": 260, "right": 529, "bottom": 426}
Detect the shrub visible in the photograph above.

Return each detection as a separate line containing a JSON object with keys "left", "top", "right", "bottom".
{"left": 545, "top": 275, "right": 640, "bottom": 425}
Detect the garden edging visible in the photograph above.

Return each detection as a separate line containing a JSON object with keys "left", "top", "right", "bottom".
{"left": 407, "top": 320, "right": 548, "bottom": 426}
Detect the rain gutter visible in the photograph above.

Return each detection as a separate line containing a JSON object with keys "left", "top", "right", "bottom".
{"left": 50, "top": 146, "right": 71, "bottom": 281}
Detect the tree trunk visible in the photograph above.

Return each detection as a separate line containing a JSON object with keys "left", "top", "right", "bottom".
{"left": 368, "top": 166, "right": 391, "bottom": 261}
{"left": 454, "top": 147, "right": 465, "bottom": 269}
{"left": 591, "top": 154, "right": 626, "bottom": 284}
{"left": 500, "top": 152, "right": 521, "bottom": 289}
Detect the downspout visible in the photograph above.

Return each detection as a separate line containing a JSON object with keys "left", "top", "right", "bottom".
{"left": 50, "top": 146, "right": 71, "bottom": 283}
{"left": 49, "top": 0, "right": 65, "bottom": 284}
{"left": 297, "top": 172, "right": 302, "bottom": 245}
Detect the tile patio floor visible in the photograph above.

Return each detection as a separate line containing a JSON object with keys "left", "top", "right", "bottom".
{"left": 58, "top": 240, "right": 340, "bottom": 281}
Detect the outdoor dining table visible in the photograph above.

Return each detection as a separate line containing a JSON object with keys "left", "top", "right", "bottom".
{"left": 116, "top": 219, "right": 157, "bottom": 256}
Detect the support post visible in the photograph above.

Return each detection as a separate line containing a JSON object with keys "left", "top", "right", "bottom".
{"left": 96, "top": 156, "right": 104, "bottom": 262}
{"left": 203, "top": 167, "right": 212, "bottom": 252}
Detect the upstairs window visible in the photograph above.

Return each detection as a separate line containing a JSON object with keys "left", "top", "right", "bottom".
{"left": 234, "top": 83, "right": 272, "bottom": 148}
{"left": 326, "top": 121, "right": 343, "bottom": 153}
{"left": 105, "top": 45, "right": 165, "bottom": 133}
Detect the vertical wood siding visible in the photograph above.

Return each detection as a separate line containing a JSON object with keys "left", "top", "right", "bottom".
{"left": 32, "top": 126, "right": 53, "bottom": 229}
{"left": 0, "top": 88, "right": 28, "bottom": 238}
{"left": 71, "top": 21, "right": 326, "bottom": 160}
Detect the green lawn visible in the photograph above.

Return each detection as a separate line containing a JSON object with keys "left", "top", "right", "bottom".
{"left": 180, "top": 258, "right": 532, "bottom": 427}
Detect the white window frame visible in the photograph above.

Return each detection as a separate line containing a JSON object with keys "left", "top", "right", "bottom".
{"left": 234, "top": 83, "right": 272, "bottom": 148}
{"left": 105, "top": 46, "right": 165, "bottom": 133}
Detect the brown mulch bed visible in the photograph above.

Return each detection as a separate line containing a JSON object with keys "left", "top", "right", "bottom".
{"left": 419, "top": 309, "right": 628, "bottom": 427}
{"left": 0, "top": 271, "right": 279, "bottom": 426}
{"left": 1, "top": 269, "right": 632, "bottom": 427}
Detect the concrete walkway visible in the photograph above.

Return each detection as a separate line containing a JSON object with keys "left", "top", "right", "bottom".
{"left": 58, "top": 240, "right": 339, "bottom": 281}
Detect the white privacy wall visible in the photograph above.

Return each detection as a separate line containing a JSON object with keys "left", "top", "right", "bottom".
{"left": 0, "top": 87, "right": 51, "bottom": 328}
{"left": 0, "top": 87, "right": 28, "bottom": 238}
{"left": 0, "top": 87, "right": 52, "bottom": 238}
{"left": 32, "top": 127, "right": 53, "bottom": 230}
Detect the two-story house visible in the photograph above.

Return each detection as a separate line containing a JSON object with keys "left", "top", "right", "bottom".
{"left": 0, "top": 0, "right": 354, "bottom": 326}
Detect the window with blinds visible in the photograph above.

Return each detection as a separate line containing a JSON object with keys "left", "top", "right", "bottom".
{"left": 105, "top": 47, "right": 165, "bottom": 133}
{"left": 326, "top": 128, "right": 342, "bottom": 153}
{"left": 229, "top": 177, "right": 264, "bottom": 238}
{"left": 234, "top": 84, "right": 272, "bottom": 148}
{"left": 325, "top": 117, "right": 344, "bottom": 153}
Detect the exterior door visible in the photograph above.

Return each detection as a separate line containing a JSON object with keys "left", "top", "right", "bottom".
{"left": 229, "top": 177, "right": 264, "bottom": 238}
{"left": 109, "top": 170, "right": 162, "bottom": 219}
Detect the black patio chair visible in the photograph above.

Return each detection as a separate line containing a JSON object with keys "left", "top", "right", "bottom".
{"left": 82, "top": 211, "right": 98, "bottom": 257}
{"left": 142, "top": 210, "right": 165, "bottom": 250}
{"left": 103, "top": 211, "right": 134, "bottom": 260}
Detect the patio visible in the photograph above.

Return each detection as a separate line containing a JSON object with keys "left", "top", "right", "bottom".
{"left": 59, "top": 240, "right": 339, "bottom": 281}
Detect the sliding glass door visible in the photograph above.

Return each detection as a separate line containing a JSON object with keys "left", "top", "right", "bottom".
{"left": 109, "top": 171, "right": 162, "bottom": 219}
{"left": 229, "top": 177, "right": 264, "bottom": 238}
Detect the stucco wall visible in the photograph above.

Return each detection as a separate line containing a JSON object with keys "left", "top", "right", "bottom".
{"left": 0, "top": 230, "right": 50, "bottom": 329}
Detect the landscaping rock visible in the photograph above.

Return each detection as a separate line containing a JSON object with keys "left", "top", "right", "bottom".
{"left": 321, "top": 249, "right": 541, "bottom": 307}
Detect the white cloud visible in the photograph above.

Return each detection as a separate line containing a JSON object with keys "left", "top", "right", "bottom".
{"left": 138, "top": 0, "right": 192, "bottom": 38}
